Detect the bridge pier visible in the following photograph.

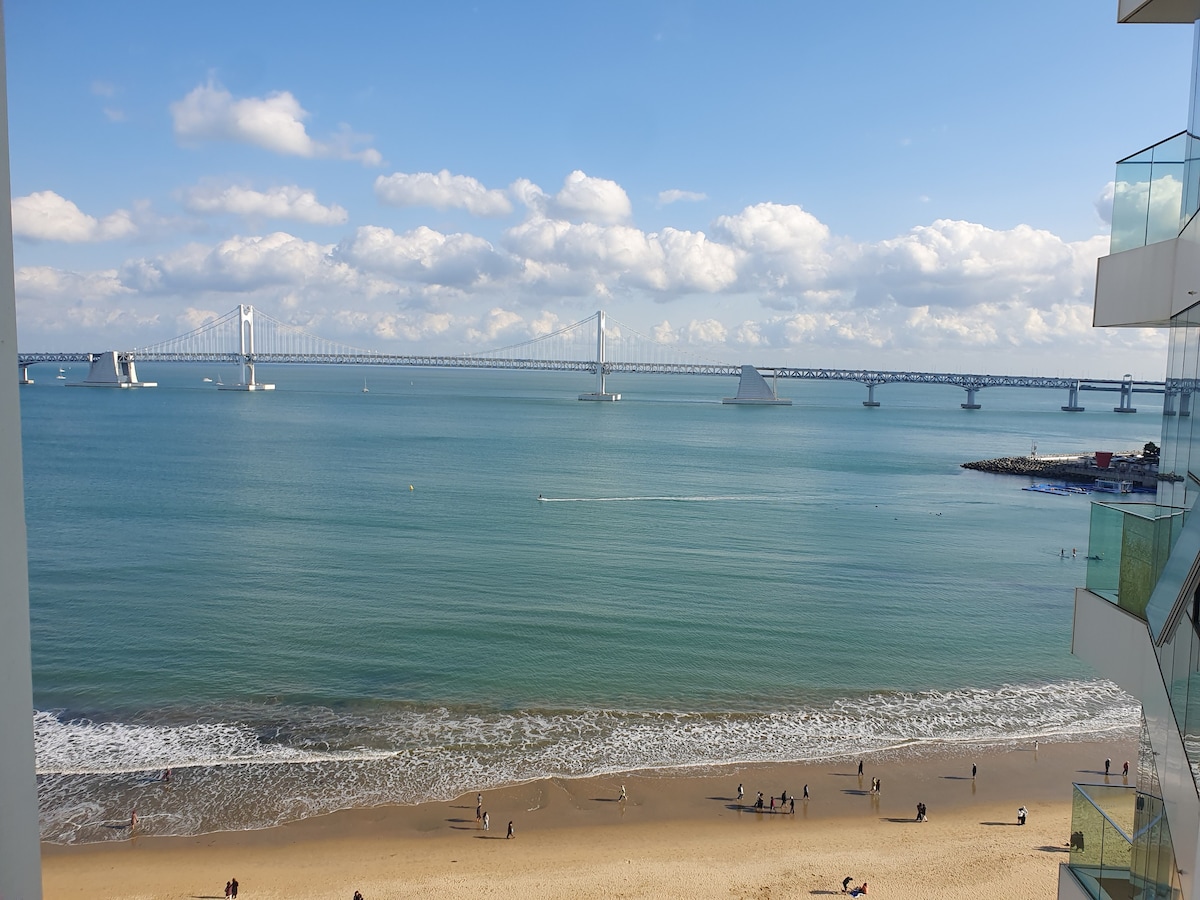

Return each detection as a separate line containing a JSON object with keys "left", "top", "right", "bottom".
{"left": 1182, "top": 391, "right": 1192, "bottom": 418}
{"left": 72, "top": 351, "right": 157, "bottom": 388}
{"left": 1062, "top": 382, "right": 1085, "bottom": 412}
{"left": 961, "top": 387, "right": 982, "bottom": 409}
{"left": 18, "top": 365, "right": 32, "bottom": 385}
{"left": 863, "top": 383, "right": 880, "bottom": 407}
{"left": 1114, "top": 374, "right": 1137, "bottom": 414}
{"left": 578, "top": 310, "right": 620, "bottom": 401}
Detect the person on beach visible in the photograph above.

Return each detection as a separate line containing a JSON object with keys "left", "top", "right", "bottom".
{"left": 737, "top": 783, "right": 744, "bottom": 801}
{"left": 755, "top": 791, "right": 764, "bottom": 810}
{"left": 803, "top": 784, "right": 809, "bottom": 800}
{"left": 506, "top": 820, "right": 515, "bottom": 839}
{"left": 482, "top": 811, "right": 489, "bottom": 831}
{"left": 225, "top": 882, "right": 231, "bottom": 899}
{"left": 162, "top": 767, "right": 171, "bottom": 783}
{"left": 619, "top": 784, "right": 627, "bottom": 802}
{"left": 477, "top": 792, "right": 482, "bottom": 807}
{"left": 971, "top": 763, "right": 977, "bottom": 779}
{"left": 781, "top": 789, "right": 788, "bottom": 804}
{"left": 476, "top": 802, "right": 482, "bottom": 821}
{"left": 1123, "top": 760, "right": 1130, "bottom": 777}
{"left": 354, "top": 892, "right": 364, "bottom": 900}
{"left": 1105, "top": 757, "right": 1111, "bottom": 775}
{"left": 857, "top": 760, "right": 863, "bottom": 776}
{"left": 129, "top": 808, "right": 137, "bottom": 831}
{"left": 231, "top": 878, "right": 239, "bottom": 898}
{"left": 875, "top": 778, "right": 881, "bottom": 793}
{"left": 842, "top": 875, "right": 854, "bottom": 892}
{"left": 789, "top": 797, "right": 795, "bottom": 814}
{"left": 1017, "top": 806, "right": 1028, "bottom": 825}
{"left": 769, "top": 795, "right": 776, "bottom": 811}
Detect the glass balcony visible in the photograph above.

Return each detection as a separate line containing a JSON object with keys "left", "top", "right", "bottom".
{"left": 1110, "top": 131, "right": 1197, "bottom": 254}
{"left": 1086, "top": 503, "right": 1186, "bottom": 618}
{"left": 1070, "top": 784, "right": 1181, "bottom": 900}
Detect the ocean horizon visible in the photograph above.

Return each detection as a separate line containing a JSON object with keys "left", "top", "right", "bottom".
{"left": 21, "top": 365, "right": 1150, "bottom": 843}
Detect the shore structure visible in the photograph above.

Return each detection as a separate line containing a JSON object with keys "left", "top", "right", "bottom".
{"left": 962, "top": 450, "right": 1158, "bottom": 488}
{"left": 1060, "top": 4, "right": 1200, "bottom": 899}
{"left": 41, "top": 740, "right": 1132, "bottom": 899}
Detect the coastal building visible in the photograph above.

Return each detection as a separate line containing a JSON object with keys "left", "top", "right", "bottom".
{"left": 1063, "top": 3, "right": 1200, "bottom": 899}
{"left": 0, "top": 4, "right": 45, "bottom": 899}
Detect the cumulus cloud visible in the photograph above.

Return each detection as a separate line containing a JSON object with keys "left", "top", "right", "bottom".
{"left": 170, "top": 80, "right": 381, "bottom": 165}
{"left": 182, "top": 183, "right": 348, "bottom": 225}
{"left": 658, "top": 189, "right": 707, "bottom": 205}
{"left": 514, "top": 171, "right": 632, "bottom": 224}
{"left": 13, "top": 191, "right": 137, "bottom": 242}
{"left": 374, "top": 170, "right": 513, "bottom": 216}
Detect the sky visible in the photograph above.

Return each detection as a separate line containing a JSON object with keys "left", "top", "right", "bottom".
{"left": 6, "top": 1, "right": 1195, "bottom": 378}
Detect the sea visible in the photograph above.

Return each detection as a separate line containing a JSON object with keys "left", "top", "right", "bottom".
{"left": 20, "top": 364, "right": 1149, "bottom": 844}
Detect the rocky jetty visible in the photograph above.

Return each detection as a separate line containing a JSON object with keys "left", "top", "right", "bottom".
{"left": 961, "top": 450, "right": 1158, "bottom": 488}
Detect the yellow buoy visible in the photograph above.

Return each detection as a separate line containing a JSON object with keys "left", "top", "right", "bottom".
{"left": 409, "top": 485, "right": 414, "bottom": 491}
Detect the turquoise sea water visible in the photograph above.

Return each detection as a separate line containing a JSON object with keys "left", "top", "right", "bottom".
{"left": 21, "top": 366, "right": 1149, "bottom": 842}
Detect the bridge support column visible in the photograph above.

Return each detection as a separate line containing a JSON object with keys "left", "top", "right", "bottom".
{"left": 961, "top": 387, "right": 982, "bottom": 410}
{"left": 1182, "top": 391, "right": 1192, "bottom": 418}
{"left": 219, "top": 304, "right": 275, "bottom": 391}
{"left": 578, "top": 309, "right": 620, "bottom": 401}
{"left": 1114, "top": 374, "right": 1137, "bottom": 414}
{"left": 1062, "top": 382, "right": 1084, "bottom": 412}
{"left": 17, "top": 365, "right": 31, "bottom": 385}
{"left": 863, "top": 383, "right": 880, "bottom": 407}
{"left": 1165, "top": 390, "right": 1178, "bottom": 416}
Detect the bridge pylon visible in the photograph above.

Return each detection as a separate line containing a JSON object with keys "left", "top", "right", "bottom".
{"left": 218, "top": 304, "right": 275, "bottom": 392}
{"left": 578, "top": 310, "right": 620, "bottom": 401}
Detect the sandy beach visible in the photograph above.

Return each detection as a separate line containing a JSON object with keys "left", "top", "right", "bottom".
{"left": 40, "top": 736, "right": 1135, "bottom": 899}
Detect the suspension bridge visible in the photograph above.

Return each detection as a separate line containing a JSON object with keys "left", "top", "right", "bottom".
{"left": 16, "top": 303, "right": 1176, "bottom": 412}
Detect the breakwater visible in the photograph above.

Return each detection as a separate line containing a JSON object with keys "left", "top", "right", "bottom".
{"left": 962, "top": 451, "right": 1158, "bottom": 488}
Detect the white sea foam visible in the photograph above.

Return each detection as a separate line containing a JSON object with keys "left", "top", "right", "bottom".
{"left": 36, "top": 679, "right": 1140, "bottom": 843}
{"left": 538, "top": 495, "right": 759, "bottom": 502}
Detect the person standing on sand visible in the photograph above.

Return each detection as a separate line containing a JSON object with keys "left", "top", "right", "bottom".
{"left": 231, "top": 878, "right": 239, "bottom": 898}
{"left": 972, "top": 763, "right": 977, "bottom": 779}
{"left": 1017, "top": 806, "right": 1028, "bottom": 825}
{"left": 619, "top": 784, "right": 626, "bottom": 802}
{"left": 857, "top": 760, "right": 863, "bottom": 776}
{"left": 1105, "top": 757, "right": 1112, "bottom": 776}
{"left": 737, "top": 783, "right": 744, "bottom": 801}
{"left": 803, "top": 784, "right": 809, "bottom": 800}
{"left": 482, "top": 811, "right": 489, "bottom": 831}
{"left": 476, "top": 802, "right": 482, "bottom": 822}
{"left": 1123, "top": 761, "right": 1130, "bottom": 777}
{"left": 769, "top": 795, "right": 776, "bottom": 811}
{"left": 224, "top": 882, "right": 231, "bottom": 899}
{"left": 789, "top": 797, "right": 795, "bottom": 814}
{"left": 129, "top": 808, "right": 137, "bottom": 831}
{"left": 506, "top": 820, "right": 515, "bottom": 839}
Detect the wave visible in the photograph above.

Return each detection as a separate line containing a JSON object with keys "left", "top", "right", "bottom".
{"left": 35, "top": 679, "right": 1139, "bottom": 844}
{"left": 537, "top": 495, "right": 765, "bottom": 502}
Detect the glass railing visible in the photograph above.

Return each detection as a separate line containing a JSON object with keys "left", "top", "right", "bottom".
{"left": 1110, "top": 131, "right": 1198, "bottom": 254}
{"left": 1071, "top": 784, "right": 1182, "bottom": 900}
{"left": 1086, "top": 503, "right": 1186, "bottom": 617}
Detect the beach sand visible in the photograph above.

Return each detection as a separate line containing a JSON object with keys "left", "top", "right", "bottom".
{"left": 41, "top": 737, "right": 1135, "bottom": 899}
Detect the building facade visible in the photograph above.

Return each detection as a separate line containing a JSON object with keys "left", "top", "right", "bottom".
{"left": 1064, "top": 3, "right": 1200, "bottom": 898}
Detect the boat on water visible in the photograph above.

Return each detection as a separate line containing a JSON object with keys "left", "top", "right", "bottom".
{"left": 362, "top": 379, "right": 369, "bottom": 394}
{"left": 202, "top": 377, "right": 213, "bottom": 383}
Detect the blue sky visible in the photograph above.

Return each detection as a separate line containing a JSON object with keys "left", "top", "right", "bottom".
{"left": 7, "top": 1, "right": 1193, "bottom": 377}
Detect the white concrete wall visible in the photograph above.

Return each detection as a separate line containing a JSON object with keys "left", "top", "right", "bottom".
{"left": 0, "top": 2, "right": 44, "bottom": 896}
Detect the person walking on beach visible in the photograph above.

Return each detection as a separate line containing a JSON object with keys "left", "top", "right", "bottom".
{"left": 129, "top": 808, "right": 137, "bottom": 831}
{"left": 506, "top": 820, "right": 515, "bottom": 839}
{"left": 618, "top": 784, "right": 626, "bottom": 802}
{"left": 755, "top": 791, "right": 764, "bottom": 810}
{"left": 737, "top": 783, "right": 744, "bottom": 801}
{"left": 1123, "top": 760, "right": 1130, "bottom": 777}
{"left": 231, "top": 878, "right": 239, "bottom": 898}
{"left": 225, "top": 882, "right": 231, "bottom": 899}
{"left": 482, "top": 811, "right": 489, "bottom": 831}
{"left": 971, "top": 763, "right": 977, "bottom": 779}
{"left": 789, "top": 797, "right": 795, "bottom": 814}
{"left": 803, "top": 784, "right": 809, "bottom": 800}
{"left": 476, "top": 801, "right": 482, "bottom": 822}
{"left": 1017, "top": 806, "right": 1028, "bottom": 825}
{"left": 1105, "top": 757, "right": 1112, "bottom": 776}
{"left": 769, "top": 795, "right": 776, "bottom": 811}
{"left": 857, "top": 760, "right": 863, "bottom": 776}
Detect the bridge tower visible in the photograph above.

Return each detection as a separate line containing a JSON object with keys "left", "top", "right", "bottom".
{"left": 219, "top": 304, "right": 275, "bottom": 392}
{"left": 1113, "top": 373, "right": 1136, "bottom": 414}
{"left": 578, "top": 310, "right": 620, "bottom": 401}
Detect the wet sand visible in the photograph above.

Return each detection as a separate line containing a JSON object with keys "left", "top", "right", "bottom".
{"left": 41, "top": 737, "right": 1135, "bottom": 899}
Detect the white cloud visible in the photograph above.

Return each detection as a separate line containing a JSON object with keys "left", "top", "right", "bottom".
{"left": 374, "top": 170, "right": 513, "bottom": 216}
{"left": 337, "top": 225, "right": 513, "bottom": 287}
{"left": 658, "top": 189, "right": 707, "bottom": 205}
{"left": 182, "top": 184, "right": 348, "bottom": 225}
{"left": 170, "top": 80, "right": 381, "bottom": 165}
{"left": 13, "top": 191, "right": 136, "bottom": 242}
{"left": 514, "top": 171, "right": 632, "bottom": 224}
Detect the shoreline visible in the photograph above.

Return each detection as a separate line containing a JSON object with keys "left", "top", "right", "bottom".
{"left": 42, "top": 736, "right": 1136, "bottom": 898}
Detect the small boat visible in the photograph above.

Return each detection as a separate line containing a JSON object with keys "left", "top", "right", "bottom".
{"left": 362, "top": 379, "right": 369, "bottom": 394}
{"left": 202, "top": 377, "right": 213, "bottom": 383}
{"left": 55, "top": 374, "right": 66, "bottom": 380}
